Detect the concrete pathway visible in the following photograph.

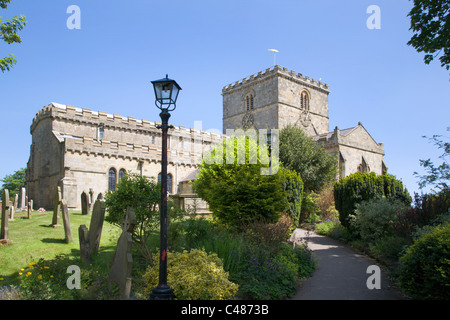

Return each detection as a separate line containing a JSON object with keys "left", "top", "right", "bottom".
{"left": 290, "top": 229, "right": 407, "bottom": 300}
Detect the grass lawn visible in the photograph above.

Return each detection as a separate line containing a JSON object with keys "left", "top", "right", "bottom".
{"left": 0, "top": 210, "right": 121, "bottom": 286}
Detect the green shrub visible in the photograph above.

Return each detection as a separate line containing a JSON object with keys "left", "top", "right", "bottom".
{"left": 168, "top": 218, "right": 245, "bottom": 275}
{"left": 193, "top": 135, "right": 288, "bottom": 231}
{"left": 369, "top": 235, "right": 411, "bottom": 260}
{"left": 279, "top": 167, "right": 304, "bottom": 227}
{"left": 244, "top": 214, "right": 294, "bottom": 249}
{"left": 334, "top": 172, "right": 412, "bottom": 230}
{"left": 233, "top": 243, "right": 315, "bottom": 300}
{"left": 141, "top": 249, "right": 239, "bottom": 300}
{"left": 350, "top": 198, "right": 408, "bottom": 242}
{"left": 104, "top": 173, "right": 160, "bottom": 262}
{"left": 397, "top": 222, "right": 450, "bottom": 300}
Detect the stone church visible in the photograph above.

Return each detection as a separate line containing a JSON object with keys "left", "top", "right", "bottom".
{"left": 26, "top": 65, "right": 386, "bottom": 210}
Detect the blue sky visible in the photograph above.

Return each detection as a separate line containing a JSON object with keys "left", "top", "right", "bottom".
{"left": 0, "top": 0, "right": 449, "bottom": 197}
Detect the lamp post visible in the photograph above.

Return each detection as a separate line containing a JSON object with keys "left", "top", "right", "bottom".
{"left": 150, "top": 74, "right": 181, "bottom": 300}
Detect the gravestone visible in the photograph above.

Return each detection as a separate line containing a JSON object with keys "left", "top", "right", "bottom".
{"left": 109, "top": 207, "right": 137, "bottom": 299}
{"left": 61, "top": 200, "right": 72, "bottom": 243}
{"left": 89, "top": 194, "right": 106, "bottom": 254}
{"left": 81, "top": 190, "right": 90, "bottom": 215}
{"left": 19, "top": 187, "right": 26, "bottom": 210}
{"left": 52, "top": 186, "right": 62, "bottom": 227}
{"left": 78, "top": 225, "right": 91, "bottom": 264}
{"left": 78, "top": 194, "right": 106, "bottom": 264}
{"left": 14, "top": 194, "right": 18, "bottom": 209}
{"left": 89, "top": 188, "right": 94, "bottom": 211}
{"left": 9, "top": 205, "right": 14, "bottom": 221}
{"left": 1, "top": 189, "right": 10, "bottom": 241}
{"left": 27, "top": 201, "right": 32, "bottom": 219}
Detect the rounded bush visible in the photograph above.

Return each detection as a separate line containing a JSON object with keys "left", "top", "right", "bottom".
{"left": 397, "top": 222, "right": 450, "bottom": 300}
{"left": 141, "top": 249, "right": 239, "bottom": 300}
{"left": 350, "top": 198, "right": 407, "bottom": 242}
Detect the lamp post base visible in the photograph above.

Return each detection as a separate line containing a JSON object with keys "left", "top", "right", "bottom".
{"left": 150, "top": 284, "right": 175, "bottom": 300}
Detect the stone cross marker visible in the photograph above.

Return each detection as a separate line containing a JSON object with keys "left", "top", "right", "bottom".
{"left": 109, "top": 207, "right": 137, "bottom": 299}
{"left": 1, "top": 189, "right": 10, "bottom": 241}
{"left": 52, "top": 186, "right": 62, "bottom": 227}
{"left": 78, "top": 194, "right": 106, "bottom": 264}
{"left": 61, "top": 200, "right": 72, "bottom": 243}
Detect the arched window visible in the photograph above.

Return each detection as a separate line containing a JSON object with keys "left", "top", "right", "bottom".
{"left": 245, "top": 92, "right": 254, "bottom": 111}
{"left": 158, "top": 173, "right": 173, "bottom": 194}
{"left": 300, "top": 91, "right": 310, "bottom": 111}
{"left": 108, "top": 168, "right": 117, "bottom": 191}
{"left": 358, "top": 157, "right": 370, "bottom": 173}
{"left": 119, "top": 168, "right": 126, "bottom": 180}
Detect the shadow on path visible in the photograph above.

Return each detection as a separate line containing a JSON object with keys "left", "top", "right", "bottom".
{"left": 290, "top": 229, "right": 407, "bottom": 300}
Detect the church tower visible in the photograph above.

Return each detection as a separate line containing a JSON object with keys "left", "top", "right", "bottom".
{"left": 222, "top": 65, "right": 330, "bottom": 136}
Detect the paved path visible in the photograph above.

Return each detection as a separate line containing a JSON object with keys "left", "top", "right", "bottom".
{"left": 290, "top": 229, "right": 407, "bottom": 300}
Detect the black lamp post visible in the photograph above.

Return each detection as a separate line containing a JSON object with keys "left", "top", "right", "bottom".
{"left": 150, "top": 74, "right": 181, "bottom": 300}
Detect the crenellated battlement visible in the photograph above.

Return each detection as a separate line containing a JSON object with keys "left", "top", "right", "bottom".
{"left": 222, "top": 65, "right": 329, "bottom": 94}
{"left": 31, "top": 102, "right": 225, "bottom": 142}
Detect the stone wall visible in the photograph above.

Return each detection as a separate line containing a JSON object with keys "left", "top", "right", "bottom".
{"left": 26, "top": 103, "right": 224, "bottom": 210}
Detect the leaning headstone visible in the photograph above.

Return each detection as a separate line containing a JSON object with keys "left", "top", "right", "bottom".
{"left": 78, "top": 196, "right": 106, "bottom": 264}
{"left": 81, "top": 190, "right": 90, "bottom": 215}
{"left": 109, "top": 207, "right": 137, "bottom": 299}
{"left": 52, "top": 186, "right": 62, "bottom": 227}
{"left": 78, "top": 225, "right": 91, "bottom": 264}
{"left": 89, "top": 196, "right": 106, "bottom": 254}
{"left": 1, "top": 189, "right": 12, "bottom": 245}
{"left": 61, "top": 200, "right": 72, "bottom": 243}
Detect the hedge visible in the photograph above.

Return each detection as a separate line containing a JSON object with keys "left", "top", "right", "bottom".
{"left": 334, "top": 172, "right": 412, "bottom": 230}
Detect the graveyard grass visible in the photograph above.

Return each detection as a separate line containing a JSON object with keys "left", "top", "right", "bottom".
{"left": 0, "top": 210, "right": 121, "bottom": 286}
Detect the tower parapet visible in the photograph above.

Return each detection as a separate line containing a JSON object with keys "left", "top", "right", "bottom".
{"left": 222, "top": 65, "right": 329, "bottom": 95}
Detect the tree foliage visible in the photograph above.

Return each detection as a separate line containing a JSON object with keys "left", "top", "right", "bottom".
{"left": 0, "top": 0, "right": 27, "bottom": 72}
{"left": 407, "top": 0, "right": 450, "bottom": 71}
{"left": 0, "top": 167, "right": 26, "bottom": 199}
{"left": 279, "top": 124, "right": 337, "bottom": 192}
{"left": 414, "top": 132, "right": 449, "bottom": 192}
{"left": 193, "top": 135, "right": 288, "bottom": 231}
{"left": 278, "top": 167, "right": 304, "bottom": 227}
{"left": 104, "top": 173, "right": 162, "bottom": 262}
